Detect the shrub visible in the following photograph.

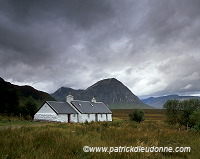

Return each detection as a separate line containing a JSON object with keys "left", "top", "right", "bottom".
{"left": 129, "top": 109, "right": 145, "bottom": 123}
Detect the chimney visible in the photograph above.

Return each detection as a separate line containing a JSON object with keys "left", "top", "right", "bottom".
{"left": 91, "top": 97, "right": 96, "bottom": 103}
{"left": 66, "top": 93, "right": 74, "bottom": 103}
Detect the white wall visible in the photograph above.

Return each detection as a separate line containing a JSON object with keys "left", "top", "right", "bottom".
{"left": 77, "top": 113, "right": 112, "bottom": 122}
{"left": 36, "top": 103, "right": 56, "bottom": 114}
{"left": 34, "top": 114, "right": 58, "bottom": 122}
{"left": 34, "top": 113, "right": 78, "bottom": 123}
{"left": 107, "top": 114, "right": 112, "bottom": 121}
{"left": 78, "top": 114, "right": 95, "bottom": 123}
{"left": 55, "top": 114, "right": 77, "bottom": 123}
{"left": 34, "top": 103, "right": 57, "bottom": 121}
{"left": 70, "top": 114, "right": 78, "bottom": 123}
{"left": 56, "top": 114, "right": 68, "bottom": 122}
{"left": 97, "top": 114, "right": 107, "bottom": 121}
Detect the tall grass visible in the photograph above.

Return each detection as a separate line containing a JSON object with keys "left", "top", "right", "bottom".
{"left": 0, "top": 121, "right": 199, "bottom": 159}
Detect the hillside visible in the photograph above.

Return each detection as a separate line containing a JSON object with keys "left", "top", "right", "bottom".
{"left": 142, "top": 95, "right": 200, "bottom": 109}
{"left": 52, "top": 78, "right": 153, "bottom": 109}
{"left": 14, "top": 85, "right": 54, "bottom": 102}
{"left": 0, "top": 77, "right": 54, "bottom": 109}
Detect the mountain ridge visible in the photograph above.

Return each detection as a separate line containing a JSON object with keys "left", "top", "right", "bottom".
{"left": 142, "top": 95, "right": 200, "bottom": 109}
{"left": 0, "top": 77, "right": 55, "bottom": 106}
{"left": 51, "top": 78, "right": 154, "bottom": 109}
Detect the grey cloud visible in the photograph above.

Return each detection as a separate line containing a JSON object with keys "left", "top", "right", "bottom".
{"left": 1, "top": 0, "right": 200, "bottom": 96}
{"left": 0, "top": 0, "right": 115, "bottom": 66}
{"left": 0, "top": 0, "right": 115, "bottom": 29}
{"left": 139, "top": 0, "right": 200, "bottom": 45}
{"left": 125, "top": 68, "right": 133, "bottom": 75}
{"left": 151, "top": 55, "right": 200, "bottom": 96}
{"left": 158, "top": 55, "right": 200, "bottom": 78}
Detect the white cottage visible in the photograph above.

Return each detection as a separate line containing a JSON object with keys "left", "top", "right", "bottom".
{"left": 34, "top": 94, "right": 112, "bottom": 123}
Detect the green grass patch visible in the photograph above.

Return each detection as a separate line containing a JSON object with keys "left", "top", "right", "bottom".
{"left": 0, "top": 115, "right": 50, "bottom": 128}
{"left": 0, "top": 116, "right": 31, "bottom": 126}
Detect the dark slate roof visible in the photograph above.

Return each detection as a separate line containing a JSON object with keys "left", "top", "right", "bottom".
{"left": 46, "top": 101, "right": 78, "bottom": 114}
{"left": 71, "top": 100, "right": 112, "bottom": 114}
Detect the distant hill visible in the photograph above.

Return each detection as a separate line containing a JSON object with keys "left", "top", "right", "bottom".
{"left": 14, "top": 85, "right": 54, "bottom": 102}
{"left": 52, "top": 78, "right": 154, "bottom": 109}
{"left": 51, "top": 87, "right": 84, "bottom": 102}
{"left": 142, "top": 95, "right": 200, "bottom": 109}
{"left": 0, "top": 77, "right": 55, "bottom": 108}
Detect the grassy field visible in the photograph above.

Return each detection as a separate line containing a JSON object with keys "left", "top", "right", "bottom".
{"left": 0, "top": 116, "right": 51, "bottom": 128}
{"left": 0, "top": 109, "right": 199, "bottom": 159}
{"left": 112, "top": 109, "right": 166, "bottom": 122}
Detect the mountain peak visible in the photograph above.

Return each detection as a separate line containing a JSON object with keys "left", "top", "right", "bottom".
{"left": 95, "top": 78, "right": 120, "bottom": 84}
{"left": 52, "top": 78, "right": 153, "bottom": 109}
{"left": 86, "top": 78, "right": 121, "bottom": 90}
{"left": 103, "top": 78, "right": 119, "bottom": 82}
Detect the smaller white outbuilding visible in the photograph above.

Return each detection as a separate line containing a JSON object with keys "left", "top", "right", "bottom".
{"left": 34, "top": 94, "right": 112, "bottom": 123}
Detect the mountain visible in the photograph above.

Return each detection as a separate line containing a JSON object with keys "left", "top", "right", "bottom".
{"left": 0, "top": 77, "right": 55, "bottom": 107}
{"left": 14, "top": 85, "right": 55, "bottom": 102}
{"left": 142, "top": 95, "right": 200, "bottom": 109}
{"left": 52, "top": 78, "right": 154, "bottom": 109}
{"left": 51, "top": 87, "right": 84, "bottom": 102}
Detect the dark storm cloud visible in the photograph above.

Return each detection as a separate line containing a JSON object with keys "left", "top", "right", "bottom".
{"left": 0, "top": 0, "right": 115, "bottom": 65}
{"left": 0, "top": 0, "right": 200, "bottom": 96}
{"left": 0, "top": 0, "right": 114, "bottom": 28}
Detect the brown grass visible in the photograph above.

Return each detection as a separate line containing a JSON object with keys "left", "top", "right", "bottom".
{"left": 112, "top": 109, "right": 166, "bottom": 121}
{"left": 0, "top": 109, "right": 199, "bottom": 159}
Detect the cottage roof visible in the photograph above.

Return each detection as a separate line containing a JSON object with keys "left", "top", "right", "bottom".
{"left": 46, "top": 101, "right": 78, "bottom": 114}
{"left": 71, "top": 100, "right": 112, "bottom": 114}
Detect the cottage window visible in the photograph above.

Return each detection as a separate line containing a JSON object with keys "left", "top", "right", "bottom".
{"left": 88, "top": 114, "right": 90, "bottom": 118}
{"left": 73, "top": 114, "right": 76, "bottom": 117}
{"left": 101, "top": 114, "right": 103, "bottom": 118}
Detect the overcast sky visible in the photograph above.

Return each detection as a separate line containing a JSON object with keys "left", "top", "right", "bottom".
{"left": 1, "top": 0, "right": 200, "bottom": 98}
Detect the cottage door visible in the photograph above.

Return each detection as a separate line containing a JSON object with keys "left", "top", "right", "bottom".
{"left": 68, "top": 114, "right": 70, "bottom": 123}
{"left": 95, "top": 114, "right": 98, "bottom": 121}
